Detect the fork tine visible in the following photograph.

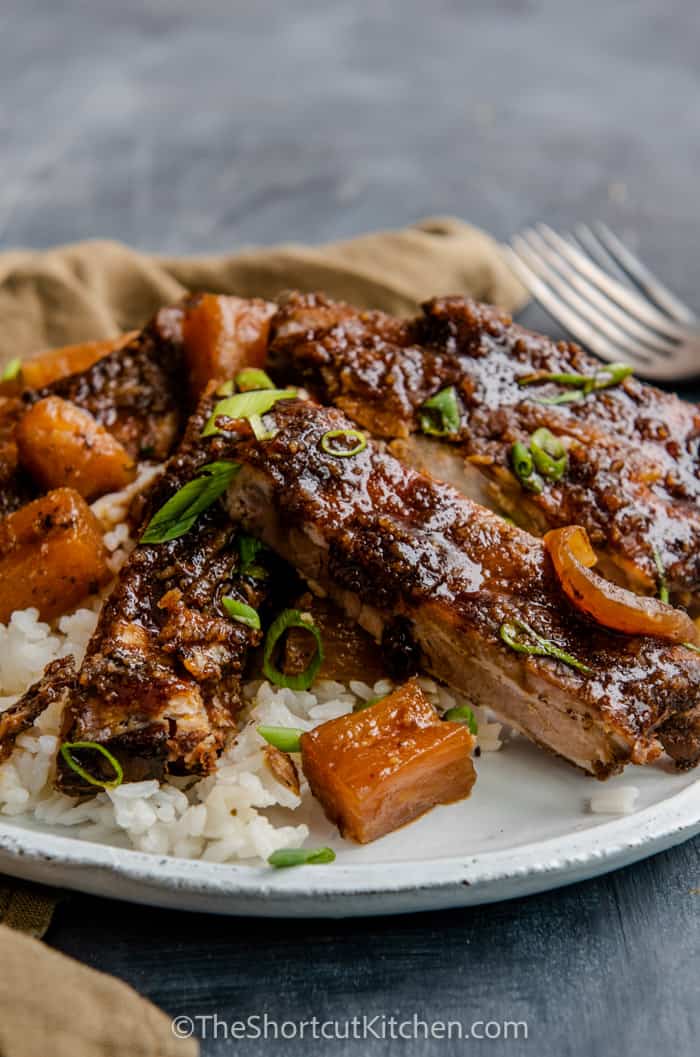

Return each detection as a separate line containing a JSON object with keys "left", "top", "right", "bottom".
{"left": 573, "top": 225, "right": 636, "bottom": 288}
{"left": 535, "top": 224, "right": 690, "bottom": 340}
{"left": 517, "top": 230, "right": 677, "bottom": 356}
{"left": 503, "top": 247, "right": 650, "bottom": 367}
{"left": 512, "top": 236, "right": 653, "bottom": 364}
{"left": 593, "top": 222, "right": 697, "bottom": 325}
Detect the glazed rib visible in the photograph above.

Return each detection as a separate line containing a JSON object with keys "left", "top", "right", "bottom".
{"left": 0, "top": 657, "right": 75, "bottom": 764}
{"left": 27, "top": 307, "right": 188, "bottom": 463}
{"left": 268, "top": 293, "right": 700, "bottom": 610}
{"left": 221, "top": 397, "right": 700, "bottom": 777}
{"left": 53, "top": 391, "right": 268, "bottom": 793}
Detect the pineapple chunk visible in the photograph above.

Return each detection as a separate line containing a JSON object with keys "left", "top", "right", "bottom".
{"left": 0, "top": 488, "right": 111, "bottom": 622}
{"left": 16, "top": 396, "right": 136, "bottom": 500}
{"left": 300, "top": 678, "right": 476, "bottom": 844}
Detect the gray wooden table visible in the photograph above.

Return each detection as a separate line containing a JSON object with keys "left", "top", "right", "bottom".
{"left": 2, "top": 1, "right": 698, "bottom": 1053}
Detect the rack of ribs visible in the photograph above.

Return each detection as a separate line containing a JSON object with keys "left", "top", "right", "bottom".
{"left": 267, "top": 292, "right": 700, "bottom": 611}
{"left": 220, "top": 397, "right": 700, "bottom": 778}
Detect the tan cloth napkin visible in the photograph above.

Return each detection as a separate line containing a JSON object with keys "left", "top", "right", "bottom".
{"left": 0, "top": 216, "right": 525, "bottom": 363}
{"left": 0, "top": 216, "right": 524, "bottom": 1056}
{"left": 0, "top": 923, "right": 197, "bottom": 1057}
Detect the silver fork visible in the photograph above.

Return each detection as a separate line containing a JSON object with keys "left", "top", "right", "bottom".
{"left": 504, "top": 223, "right": 700, "bottom": 383}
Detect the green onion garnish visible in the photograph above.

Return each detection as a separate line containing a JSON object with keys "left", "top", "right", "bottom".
{"left": 418, "top": 386, "right": 461, "bottom": 437}
{"left": 202, "top": 389, "right": 296, "bottom": 437}
{"left": 237, "top": 533, "right": 268, "bottom": 579}
{"left": 444, "top": 704, "right": 478, "bottom": 734}
{"left": 534, "top": 390, "right": 590, "bottom": 406}
{"left": 235, "top": 368, "right": 275, "bottom": 392}
{"left": 263, "top": 609, "right": 324, "bottom": 691}
{"left": 511, "top": 429, "right": 568, "bottom": 492}
{"left": 222, "top": 597, "right": 260, "bottom": 629}
{"left": 239, "top": 533, "right": 263, "bottom": 566}
{"left": 353, "top": 694, "right": 385, "bottom": 712}
{"left": 248, "top": 413, "right": 277, "bottom": 441}
{"left": 1, "top": 357, "right": 22, "bottom": 382}
{"left": 257, "top": 725, "right": 305, "bottom": 753}
{"left": 652, "top": 545, "right": 670, "bottom": 605}
{"left": 683, "top": 642, "right": 700, "bottom": 655}
{"left": 141, "top": 461, "right": 240, "bottom": 543}
{"left": 320, "top": 429, "right": 367, "bottom": 458}
{"left": 60, "top": 741, "right": 124, "bottom": 790}
{"left": 518, "top": 363, "right": 633, "bottom": 404}
{"left": 267, "top": 846, "right": 336, "bottom": 868}
{"left": 500, "top": 618, "right": 592, "bottom": 675}
{"left": 510, "top": 441, "right": 543, "bottom": 494}
{"left": 216, "top": 379, "right": 235, "bottom": 396}
{"left": 529, "top": 428, "right": 568, "bottom": 481}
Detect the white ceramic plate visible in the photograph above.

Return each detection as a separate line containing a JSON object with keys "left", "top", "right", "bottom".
{"left": 1, "top": 738, "right": 698, "bottom": 917}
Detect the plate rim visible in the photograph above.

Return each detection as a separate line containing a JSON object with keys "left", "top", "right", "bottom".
{"left": 1, "top": 777, "right": 698, "bottom": 916}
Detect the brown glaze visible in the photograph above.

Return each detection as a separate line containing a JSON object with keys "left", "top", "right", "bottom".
{"left": 26, "top": 311, "right": 188, "bottom": 463}
{"left": 221, "top": 398, "right": 700, "bottom": 776}
{"left": 0, "top": 657, "right": 75, "bottom": 764}
{"left": 0, "top": 396, "right": 34, "bottom": 517}
{"left": 282, "top": 592, "right": 389, "bottom": 686}
{"left": 54, "top": 389, "right": 269, "bottom": 793}
{"left": 268, "top": 293, "right": 700, "bottom": 608}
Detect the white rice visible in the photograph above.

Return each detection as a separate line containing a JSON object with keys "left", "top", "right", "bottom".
{"left": 589, "top": 786, "right": 639, "bottom": 816}
{"left": 0, "top": 467, "right": 501, "bottom": 863}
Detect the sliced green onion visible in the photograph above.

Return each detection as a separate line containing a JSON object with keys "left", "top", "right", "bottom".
{"left": 418, "top": 386, "right": 461, "bottom": 437}
{"left": 652, "top": 545, "right": 670, "bottom": 605}
{"left": 534, "top": 389, "right": 587, "bottom": 406}
{"left": 519, "top": 363, "right": 632, "bottom": 404}
{"left": 510, "top": 441, "right": 543, "bottom": 494}
{"left": 248, "top": 413, "right": 278, "bottom": 441}
{"left": 500, "top": 618, "right": 592, "bottom": 675}
{"left": 236, "top": 533, "right": 268, "bottom": 579}
{"left": 263, "top": 608, "right": 324, "bottom": 691}
{"left": 529, "top": 428, "right": 568, "bottom": 481}
{"left": 222, "top": 597, "right": 260, "bottom": 629}
{"left": 235, "top": 368, "right": 274, "bottom": 392}
{"left": 244, "top": 563, "right": 268, "bottom": 581}
{"left": 320, "top": 429, "right": 367, "bottom": 458}
{"left": 444, "top": 704, "right": 478, "bottom": 734}
{"left": 216, "top": 379, "right": 235, "bottom": 396}
{"left": 60, "top": 741, "right": 124, "bottom": 790}
{"left": 267, "top": 846, "right": 336, "bottom": 868}
{"left": 141, "top": 461, "right": 239, "bottom": 543}
{"left": 597, "top": 363, "right": 634, "bottom": 388}
{"left": 257, "top": 725, "right": 305, "bottom": 753}
{"left": 683, "top": 641, "right": 700, "bottom": 655}
{"left": 202, "top": 389, "right": 296, "bottom": 437}
{"left": 239, "top": 533, "right": 263, "bottom": 566}
{"left": 353, "top": 694, "right": 385, "bottom": 712}
{"left": 1, "top": 357, "right": 22, "bottom": 382}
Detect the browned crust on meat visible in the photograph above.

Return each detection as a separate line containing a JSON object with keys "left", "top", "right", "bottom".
{"left": 220, "top": 398, "right": 700, "bottom": 774}
{"left": 54, "top": 386, "right": 268, "bottom": 793}
{"left": 268, "top": 292, "right": 700, "bottom": 608}
{"left": 25, "top": 309, "right": 188, "bottom": 463}
{"left": 0, "top": 657, "right": 75, "bottom": 763}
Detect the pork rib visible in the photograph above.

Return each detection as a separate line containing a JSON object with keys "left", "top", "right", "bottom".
{"left": 53, "top": 390, "right": 268, "bottom": 793}
{"left": 268, "top": 292, "right": 700, "bottom": 610}
{"left": 221, "top": 397, "right": 700, "bottom": 778}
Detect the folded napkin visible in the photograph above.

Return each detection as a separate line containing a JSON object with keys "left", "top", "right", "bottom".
{"left": 0, "top": 216, "right": 525, "bottom": 1056}
{"left": 0, "top": 216, "right": 525, "bottom": 363}
{"left": 0, "top": 923, "right": 197, "bottom": 1057}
